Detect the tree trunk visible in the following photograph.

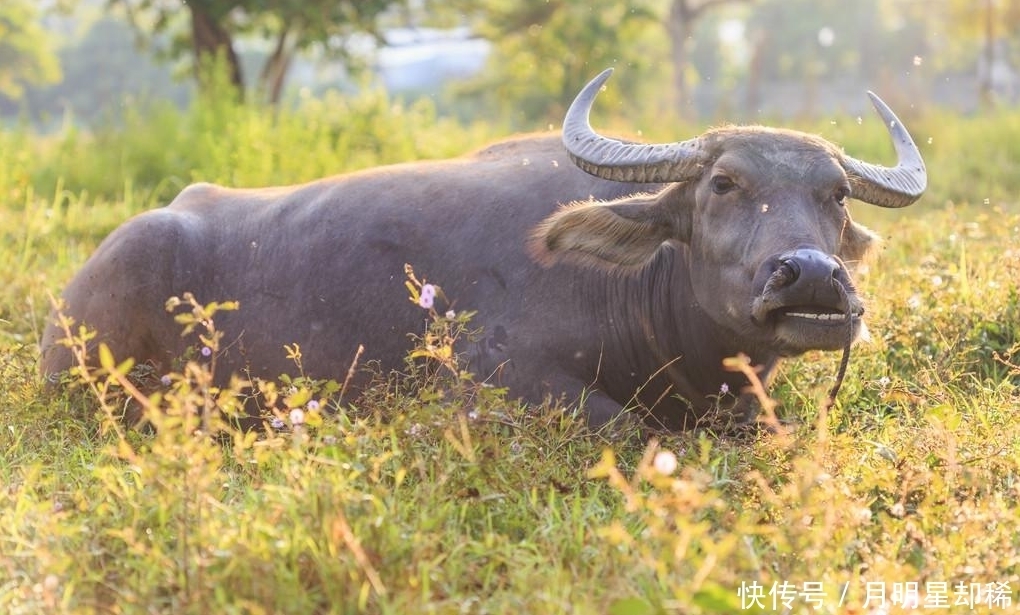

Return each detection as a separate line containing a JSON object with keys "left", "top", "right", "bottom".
{"left": 259, "top": 27, "right": 295, "bottom": 106}
{"left": 667, "top": 0, "right": 695, "bottom": 119}
{"left": 980, "top": 0, "right": 996, "bottom": 107}
{"left": 665, "top": 0, "right": 750, "bottom": 120}
{"left": 188, "top": 4, "right": 244, "bottom": 100}
{"left": 265, "top": 52, "right": 292, "bottom": 107}
{"left": 745, "top": 28, "right": 766, "bottom": 118}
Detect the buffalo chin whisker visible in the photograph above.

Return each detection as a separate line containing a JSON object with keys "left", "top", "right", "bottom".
{"left": 823, "top": 282, "right": 856, "bottom": 412}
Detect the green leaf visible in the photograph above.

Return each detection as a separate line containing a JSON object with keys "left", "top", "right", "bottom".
{"left": 587, "top": 448, "right": 617, "bottom": 479}
{"left": 693, "top": 581, "right": 743, "bottom": 611}
{"left": 116, "top": 357, "right": 135, "bottom": 376}
{"left": 608, "top": 597, "right": 654, "bottom": 615}
{"left": 98, "top": 343, "right": 115, "bottom": 371}
{"left": 284, "top": 388, "right": 312, "bottom": 409}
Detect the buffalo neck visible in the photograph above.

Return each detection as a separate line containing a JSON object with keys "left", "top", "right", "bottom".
{"left": 584, "top": 244, "right": 780, "bottom": 426}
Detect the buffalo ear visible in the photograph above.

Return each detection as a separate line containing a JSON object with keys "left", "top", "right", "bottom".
{"left": 839, "top": 219, "right": 880, "bottom": 274}
{"left": 529, "top": 186, "right": 690, "bottom": 269}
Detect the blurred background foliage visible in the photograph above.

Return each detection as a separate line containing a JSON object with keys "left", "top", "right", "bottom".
{"left": 4, "top": 0, "right": 1020, "bottom": 128}
{"left": 1, "top": 0, "right": 1018, "bottom": 212}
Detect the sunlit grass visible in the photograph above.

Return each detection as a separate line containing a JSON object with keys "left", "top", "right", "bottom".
{"left": 1, "top": 92, "right": 1018, "bottom": 614}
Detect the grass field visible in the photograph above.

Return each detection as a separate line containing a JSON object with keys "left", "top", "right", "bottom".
{"left": 1, "top": 92, "right": 1019, "bottom": 614}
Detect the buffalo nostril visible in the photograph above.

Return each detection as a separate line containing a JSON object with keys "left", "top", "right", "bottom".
{"left": 775, "top": 260, "right": 799, "bottom": 286}
{"left": 784, "top": 250, "right": 840, "bottom": 281}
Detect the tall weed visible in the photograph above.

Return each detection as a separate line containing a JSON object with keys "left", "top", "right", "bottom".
{"left": 22, "top": 87, "right": 502, "bottom": 208}
{"left": 2, "top": 93, "right": 1019, "bottom": 613}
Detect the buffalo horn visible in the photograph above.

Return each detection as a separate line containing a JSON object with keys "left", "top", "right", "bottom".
{"left": 840, "top": 92, "right": 927, "bottom": 208}
{"left": 561, "top": 68, "right": 704, "bottom": 184}
{"left": 562, "top": 69, "right": 927, "bottom": 209}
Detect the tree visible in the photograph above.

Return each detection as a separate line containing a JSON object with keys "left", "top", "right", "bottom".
{"left": 664, "top": 0, "right": 751, "bottom": 118}
{"left": 438, "top": 0, "right": 755, "bottom": 125}
{"left": 445, "top": 0, "right": 664, "bottom": 126}
{"left": 942, "top": 0, "right": 1020, "bottom": 105}
{"left": 21, "top": 17, "right": 192, "bottom": 125}
{"left": 111, "top": 0, "right": 407, "bottom": 104}
{"left": 0, "top": 0, "right": 62, "bottom": 100}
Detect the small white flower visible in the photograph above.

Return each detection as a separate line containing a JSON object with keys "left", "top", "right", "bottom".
{"left": 307, "top": 399, "right": 320, "bottom": 411}
{"left": 445, "top": 310, "right": 456, "bottom": 319}
{"left": 43, "top": 574, "right": 59, "bottom": 593}
{"left": 856, "top": 507, "right": 873, "bottom": 524}
{"left": 719, "top": 382, "right": 730, "bottom": 395}
{"left": 289, "top": 408, "right": 305, "bottom": 426}
{"left": 889, "top": 502, "right": 906, "bottom": 518}
{"left": 160, "top": 375, "right": 172, "bottom": 386}
{"left": 467, "top": 409, "right": 479, "bottom": 420}
{"left": 418, "top": 293, "right": 434, "bottom": 309}
{"left": 652, "top": 450, "right": 678, "bottom": 476}
{"left": 270, "top": 417, "right": 285, "bottom": 430}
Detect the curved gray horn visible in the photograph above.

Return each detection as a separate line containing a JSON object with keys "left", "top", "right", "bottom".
{"left": 562, "top": 68, "right": 704, "bottom": 183}
{"left": 841, "top": 92, "right": 927, "bottom": 208}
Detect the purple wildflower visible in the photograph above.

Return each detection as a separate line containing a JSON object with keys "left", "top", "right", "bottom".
{"left": 418, "top": 283, "right": 436, "bottom": 309}
{"left": 200, "top": 346, "right": 212, "bottom": 357}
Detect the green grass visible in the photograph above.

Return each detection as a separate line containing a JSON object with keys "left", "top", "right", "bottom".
{"left": 2, "top": 92, "right": 1019, "bottom": 614}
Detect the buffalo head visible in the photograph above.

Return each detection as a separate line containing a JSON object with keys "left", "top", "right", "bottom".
{"left": 533, "top": 68, "right": 926, "bottom": 358}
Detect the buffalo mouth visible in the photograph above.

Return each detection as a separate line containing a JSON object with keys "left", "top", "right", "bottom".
{"left": 761, "top": 304, "right": 863, "bottom": 352}
{"left": 775, "top": 306, "right": 861, "bottom": 324}
{"left": 748, "top": 248, "right": 864, "bottom": 352}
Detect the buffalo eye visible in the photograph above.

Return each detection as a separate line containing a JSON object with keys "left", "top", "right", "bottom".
{"left": 710, "top": 175, "right": 737, "bottom": 195}
{"left": 834, "top": 185, "right": 851, "bottom": 206}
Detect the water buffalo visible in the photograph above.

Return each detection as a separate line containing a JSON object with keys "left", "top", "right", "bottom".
{"left": 41, "top": 69, "right": 926, "bottom": 430}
